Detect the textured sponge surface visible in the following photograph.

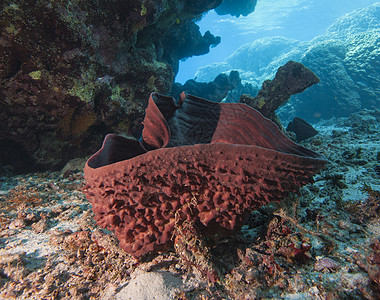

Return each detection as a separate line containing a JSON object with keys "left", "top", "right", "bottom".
{"left": 84, "top": 92, "right": 326, "bottom": 257}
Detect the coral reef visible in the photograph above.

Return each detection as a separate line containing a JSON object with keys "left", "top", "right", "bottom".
{"left": 83, "top": 92, "right": 326, "bottom": 258}
{"left": 347, "top": 183, "right": 380, "bottom": 223}
{"left": 195, "top": 36, "right": 300, "bottom": 84}
{"left": 0, "top": 0, "right": 229, "bottom": 172}
{"left": 196, "top": 3, "right": 380, "bottom": 122}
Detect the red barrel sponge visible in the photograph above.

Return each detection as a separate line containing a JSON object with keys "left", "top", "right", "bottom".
{"left": 84, "top": 92, "right": 327, "bottom": 258}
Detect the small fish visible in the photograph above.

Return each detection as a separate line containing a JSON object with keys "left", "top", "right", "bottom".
{"left": 97, "top": 75, "right": 114, "bottom": 84}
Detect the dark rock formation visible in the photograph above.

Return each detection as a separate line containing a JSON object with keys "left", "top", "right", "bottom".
{"left": 170, "top": 70, "right": 240, "bottom": 102}
{"left": 160, "top": 22, "right": 221, "bottom": 75}
{"left": 215, "top": 0, "right": 257, "bottom": 17}
{"left": 84, "top": 92, "right": 327, "bottom": 258}
{"left": 286, "top": 117, "right": 319, "bottom": 142}
{"left": 239, "top": 61, "right": 319, "bottom": 126}
{"left": 224, "top": 82, "right": 260, "bottom": 103}
{"left": 0, "top": 0, "right": 225, "bottom": 172}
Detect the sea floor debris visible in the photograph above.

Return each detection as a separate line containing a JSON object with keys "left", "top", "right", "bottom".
{"left": 0, "top": 108, "right": 379, "bottom": 299}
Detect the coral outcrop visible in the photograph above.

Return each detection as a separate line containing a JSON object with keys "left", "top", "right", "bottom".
{"left": 84, "top": 92, "right": 327, "bottom": 258}
{"left": 239, "top": 61, "right": 319, "bottom": 125}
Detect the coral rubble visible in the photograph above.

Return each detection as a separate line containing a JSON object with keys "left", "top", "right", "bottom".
{"left": 0, "top": 108, "right": 379, "bottom": 299}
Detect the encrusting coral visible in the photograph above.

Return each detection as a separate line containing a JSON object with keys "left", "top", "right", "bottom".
{"left": 83, "top": 92, "right": 327, "bottom": 258}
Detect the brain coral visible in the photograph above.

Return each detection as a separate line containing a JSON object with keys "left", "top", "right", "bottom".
{"left": 84, "top": 92, "right": 327, "bottom": 258}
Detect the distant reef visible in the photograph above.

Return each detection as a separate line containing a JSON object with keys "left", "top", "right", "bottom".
{"left": 0, "top": 0, "right": 255, "bottom": 173}
{"left": 196, "top": 3, "right": 380, "bottom": 123}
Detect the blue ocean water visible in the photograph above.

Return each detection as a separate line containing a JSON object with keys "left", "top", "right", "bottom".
{"left": 176, "top": 0, "right": 378, "bottom": 84}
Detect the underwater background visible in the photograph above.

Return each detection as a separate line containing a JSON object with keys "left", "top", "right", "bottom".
{"left": 0, "top": 0, "right": 379, "bottom": 299}
{"left": 177, "top": 0, "right": 378, "bottom": 84}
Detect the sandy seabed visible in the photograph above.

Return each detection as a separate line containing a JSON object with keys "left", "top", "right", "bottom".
{"left": 0, "top": 109, "right": 379, "bottom": 299}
